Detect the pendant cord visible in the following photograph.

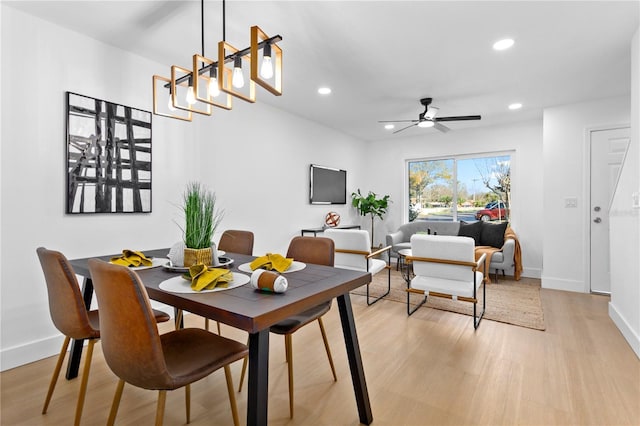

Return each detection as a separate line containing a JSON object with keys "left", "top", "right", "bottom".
{"left": 222, "top": 0, "right": 226, "bottom": 41}
{"left": 201, "top": 0, "right": 205, "bottom": 56}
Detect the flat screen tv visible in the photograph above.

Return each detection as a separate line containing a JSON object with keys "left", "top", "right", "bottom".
{"left": 309, "top": 164, "right": 347, "bottom": 204}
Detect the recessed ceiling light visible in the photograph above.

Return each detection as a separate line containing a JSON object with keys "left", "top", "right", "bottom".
{"left": 493, "top": 38, "right": 514, "bottom": 51}
{"left": 384, "top": 124, "right": 395, "bottom": 130}
{"left": 508, "top": 103, "right": 523, "bottom": 110}
{"left": 317, "top": 87, "right": 331, "bottom": 95}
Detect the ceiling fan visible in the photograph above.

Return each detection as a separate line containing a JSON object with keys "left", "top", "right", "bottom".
{"left": 379, "top": 98, "right": 481, "bottom": 134}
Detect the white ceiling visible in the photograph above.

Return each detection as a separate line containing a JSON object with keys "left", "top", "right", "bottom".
{"left": 6, "top": 0, "right": 640, "bottom": 141}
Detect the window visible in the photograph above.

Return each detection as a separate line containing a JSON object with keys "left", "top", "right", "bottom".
{"left": 407, "top": 153, "right": 512, "bottom": 223}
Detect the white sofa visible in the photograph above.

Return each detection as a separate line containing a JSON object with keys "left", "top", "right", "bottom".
{"left": 385, "top": 220, "right": 516, "bottom": 281}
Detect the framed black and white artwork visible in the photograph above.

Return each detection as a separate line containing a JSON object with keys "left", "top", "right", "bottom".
{"left": 66, "top": 92, "right": 152, "bottom": 214}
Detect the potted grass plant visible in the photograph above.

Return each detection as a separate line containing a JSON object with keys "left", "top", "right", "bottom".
{"left": 180, "top": 182, "right": 224, "bottom": 267}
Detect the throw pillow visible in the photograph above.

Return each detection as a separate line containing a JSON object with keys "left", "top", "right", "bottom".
{"left": 458, "top": 221, "right": 482, "bottom": 245}
{"left": 480, "top": 221, "right": 509, "bottom": 248}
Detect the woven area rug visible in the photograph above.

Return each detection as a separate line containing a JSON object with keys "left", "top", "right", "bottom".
{"left": 352, "top": 269, "right": 545, "bottom": 331}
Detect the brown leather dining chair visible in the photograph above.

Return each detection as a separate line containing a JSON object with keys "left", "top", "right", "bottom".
{"left": 238, "top": 236, "right": 337, "bottom": 418}
{"left": 88, "top": 258, "right": 248, "bottom": 426}
{"left": 218, "top": 229, "right": 254, "bottom": 256}
{"left": 176, "top": 229, "right": 256, "bottom": 333}
{"left": 215, "top": 230, "right": 254, "bottom": 331}
{"left": 36, "top": 247, "right": 171, "bottom": 426}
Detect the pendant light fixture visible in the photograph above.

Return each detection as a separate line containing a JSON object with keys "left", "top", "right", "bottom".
{"left": 232, "top": 56, "right": 245, "bottom": 88}
{"left": 152, "top": 0, "right": 283, "bottom": 121}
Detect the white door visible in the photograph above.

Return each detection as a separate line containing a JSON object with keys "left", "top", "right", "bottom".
{"left": 590, "top": 127, "right": 630, "bottom": 294}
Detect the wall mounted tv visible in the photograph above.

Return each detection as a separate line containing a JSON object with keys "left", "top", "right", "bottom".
{"left": 309, "top": 164, "right": 347, "bottom": 205}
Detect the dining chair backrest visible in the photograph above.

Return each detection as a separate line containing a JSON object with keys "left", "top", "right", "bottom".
{"left": 411, "top": 234, "right": 476, "bottom": 281}
{"left": 36, "top": 247, "right": 99, "bottom": 340}
{"left": 324, "top": 229, "right": 372, "bottom": 271}
{"left": 87, "top": 259, "right": 170, "bottom": 389}
{"left": 286, "top": 236, "right": 334, "bottom": 267}
{"left": 218, "top": 230, "right": 254, "bottom": 255}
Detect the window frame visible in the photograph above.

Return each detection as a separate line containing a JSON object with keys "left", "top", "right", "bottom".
{"left": 404, "top": 150, "right": 514, "bottom": 223}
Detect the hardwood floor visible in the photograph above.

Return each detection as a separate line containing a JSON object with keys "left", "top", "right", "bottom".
{"left": 2, "top": 281, "right": 638, "bottom": 425}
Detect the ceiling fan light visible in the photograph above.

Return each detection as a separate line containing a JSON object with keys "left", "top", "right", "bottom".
{"left": 425, "top": 106, "right": 439, "bottom": 119}
{"left": 418, "top": 120, "right": 434, "bottom": 128}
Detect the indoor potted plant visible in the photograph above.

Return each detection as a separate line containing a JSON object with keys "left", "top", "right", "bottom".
{"left": 180, "top": 182, "right": 224, "bottom": 267}
{"left": 351, "top": 189, "right": 391, "bottom": 247}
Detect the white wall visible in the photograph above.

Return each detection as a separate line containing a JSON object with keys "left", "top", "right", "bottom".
{"left": 542, "top": 96, "right": 630, "bottom": 292}
{"left": 0, "top": 6, "right": 365, "bottom": 370}
{"left": 366, "top": 120, "right": 544, "bottom": 278}
{"left": 195, "top": 100, "right": 366, "bottom": 256}
{"left": 609, "top": 27, "right": 640, "bottom": 359}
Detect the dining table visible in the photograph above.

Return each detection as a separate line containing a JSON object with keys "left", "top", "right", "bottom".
{"left": 68, "top": 248, "right": 374, "bottom": 426}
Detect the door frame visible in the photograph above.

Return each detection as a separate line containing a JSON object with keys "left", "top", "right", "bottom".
{"left": 583, "top": 123, "right": 630, "bottom": 293}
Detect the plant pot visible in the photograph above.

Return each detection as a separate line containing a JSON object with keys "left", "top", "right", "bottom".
{"left": 183, "top": 247, "right": 213, "bottom": 267}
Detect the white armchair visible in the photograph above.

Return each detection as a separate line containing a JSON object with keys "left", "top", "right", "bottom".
{"left": 324, "top": 229, "right": 391, "bottom": 305}
{"left": 406, "top": 234, "right": 487, "bottom": 329}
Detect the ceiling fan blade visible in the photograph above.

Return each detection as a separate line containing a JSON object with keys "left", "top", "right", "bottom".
{"left": 434, "top": 115, "right": 482, "bottom": 122}
{"left": 378, "top": 119, "right": 419, "bottom": 123}
{"left": 433, "top": 122, "right": 450, "bottom": 133}
{"left": 393, "top": 123, "right": 418, "bottom": 134}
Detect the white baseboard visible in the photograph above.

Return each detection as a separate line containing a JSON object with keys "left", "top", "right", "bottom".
{"left": 609, "top": 302, "right": 640, "bottom": 360}
{"left": 541, "top": 275, "right": 586, "bottom": 293}
{"left": 1, "top": 303, "right": 175, "bottom": 372}
{"left": 1, "top": 334, "right": 65, "bottom": 372}
{"left": 522, "top": 267, "right": 542, "bottom": 279}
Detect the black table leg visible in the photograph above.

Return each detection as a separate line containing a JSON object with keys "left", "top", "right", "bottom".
{"left": 65, "top": 277, "right": 94, "bottom": 380}
{"left": 247, "top": 329, "right": 269, "bottom": 426}
{"left": 337, "top": 293, "right": 373, "bottom": 425}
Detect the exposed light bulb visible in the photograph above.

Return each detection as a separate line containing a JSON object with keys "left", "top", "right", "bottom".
{"left": 208, "top": 77, "right": 220, "bottom": 97}
{"left": 260, "top": 56, "right": 273, "bottom": 79}
{"left": 232, "top": 56, "right": 244, "bottom": 88}
{"left": 260, "top": 43, "right": 273, "bottom": 79}
{"left": 185, "top": 77, "right": 196, "bottom": 105}
{"left": 186, "top": 86, "right": 196, "bottom": 104}
{"left": 208, "top": 67, "right": 220, "bottom": 97}
{"left": 167, "top": 96, "right": 176, "bottom": 111}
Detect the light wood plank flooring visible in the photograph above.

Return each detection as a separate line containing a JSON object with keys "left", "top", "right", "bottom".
{"left": 2, "top": 281, "right": 639, "bottom": 425}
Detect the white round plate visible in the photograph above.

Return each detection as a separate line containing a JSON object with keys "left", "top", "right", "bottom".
{"left": 237, "top": 261, "right": 306, "bottom": 274}
{"left": 158, "top": 272, "right": 250, "bottom": 294}
{"left": 162, "top": 257, "right": 234, "bottom": 273}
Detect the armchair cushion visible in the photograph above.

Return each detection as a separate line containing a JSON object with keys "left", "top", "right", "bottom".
{"left": 411, "top": 273, "right": 484, "bottom": 299}
{"left": 411, "top": 234, "right": 476, "bottom": 282}
{"left": 325, "top": 229, "right": 390, "bottom": 273}
{"left": 480, "top": 221, "right": 509, "bottom": 248}
{"left": 458, "top": 221, "right": 483, "bottom": 245}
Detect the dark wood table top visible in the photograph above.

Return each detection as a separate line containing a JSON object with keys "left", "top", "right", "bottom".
{"left": 69, "top": 248, "right": 372, "bottom": 334}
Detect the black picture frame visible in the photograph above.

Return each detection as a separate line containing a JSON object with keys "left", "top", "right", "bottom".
{"left": 66, "top": 92, "right": 152, "bottom": 214}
